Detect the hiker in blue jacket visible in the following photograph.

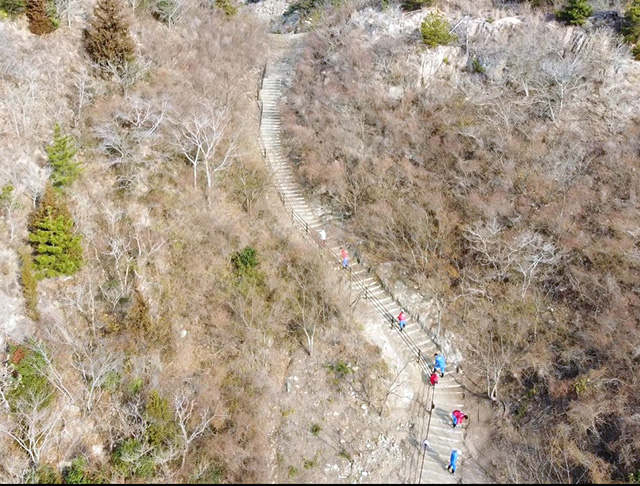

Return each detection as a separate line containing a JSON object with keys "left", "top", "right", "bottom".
{"left": 434, "top": 353, "right": 446, "bottom": 378}
{"left": 447, "top": 449, "right": 461, "bottom": 474}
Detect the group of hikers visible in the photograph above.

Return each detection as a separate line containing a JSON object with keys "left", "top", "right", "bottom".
{"left": 317, "top": 227, "right": 357, "bottom": 269}
{"left": 320, "top": 228, "right": 467, "bottom": 476}
{"left": 429, "top": 351, "right": 468, "bottom": 475}
{"left": 403, "top": 311, "right": 467, "bottom": 476}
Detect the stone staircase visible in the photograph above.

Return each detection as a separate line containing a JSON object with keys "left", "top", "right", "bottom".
{"left": 259, "top": 53, "right": 469, "bottom": 484}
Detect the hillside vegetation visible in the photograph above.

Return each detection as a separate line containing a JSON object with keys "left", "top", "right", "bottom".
{"left": 0, "top": 1, "right": 375, "bottom": 482}
{"left": 281, "top": 0, "right": 640, "bottom": 482}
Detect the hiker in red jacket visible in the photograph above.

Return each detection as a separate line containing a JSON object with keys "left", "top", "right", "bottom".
{"left": 398, "top": 310, "right": 406, "bottom": 331}
{"left": 430, "top": 371, "right": 439, "bottom": 386}
{"left": 340, "top": 247, "right": 349, "bottom": 268}
{"left": 452, "top": 409, "right": 469, "bottom": 428}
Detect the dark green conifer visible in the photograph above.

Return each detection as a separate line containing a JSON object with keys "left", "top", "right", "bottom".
{"left": 46, "top": 124, "right": 82, "bottom": 190}
{"left": 28, "top": 186, "right": 83, "bottom": 279}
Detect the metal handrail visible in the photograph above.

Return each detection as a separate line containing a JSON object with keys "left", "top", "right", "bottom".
{"left": 259, "top": 83, "right": 435, "bottom": 377}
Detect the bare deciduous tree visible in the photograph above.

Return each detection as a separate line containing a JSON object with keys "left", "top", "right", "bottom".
{"left": 61, "top": 274, "right": 105, "bottom": 340}
{"left": 294, "top": 287, "right": 323, "bottom": 356}
{"left": 99, "top": 236, "right": 135, "bottom": 310}
{"left": 173, "top": 389, "right": 223, "bottom": 469}
{"left": 1, "top": 76, "right": 39, "bottom": 139}
{"left": 173, "top": 106, "right": 237, "bottom": 194}
{"left": 152, "top": 0, "right": 195, "bottom": 27}
{"left": 230, "top": 161, "right": 270, "bottom": 213}
{"left": 30, "top": 340, "right": 75, "bottom": 405}
{"left": 71, "top": 345, "right": 122, "bottom": 414}
{"left": 72, "top": 70, "right": 101, "bottom": 127}
{"left": 55, "top": 0, "right": 82, "bottom": 27}
{"left": 0, "top": 391, "right": 62, "bottom": 466}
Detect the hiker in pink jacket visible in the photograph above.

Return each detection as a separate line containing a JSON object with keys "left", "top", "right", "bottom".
{"left": 452, "top": 409, "right": 469, "bottom": 428}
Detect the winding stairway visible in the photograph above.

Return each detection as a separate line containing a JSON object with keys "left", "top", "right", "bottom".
{"left": 259, "top": 49, "right": 469, "bottom": 484}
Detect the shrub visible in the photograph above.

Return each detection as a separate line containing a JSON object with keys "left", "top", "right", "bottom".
{"left": 112, "top": 438, "right": 155, "bottom": 479}
{"left": 527, "top": 0, "right": 554, "bottom": 6}
{"left": 7, "top": 342, "right": 55, "bottom": 410}
{"left": 129, "top": 377, "right": 144, "bottom": 395}
{"left": 46, "top": 124, "right": 82, "bottom": 190}
{"left": 0, "top": 0, "right": 25, "bottom": 16}
{"left": 28, "top": 186, "right": 83, "bottom": 279}
{"left": 231, "top": 246, "right": 258, "bottom": 276}
{"left": 215, "top": 0, "right": 237, "bottom": 16}
{"left": 34, "top": 464, "right": 61, "bottom": 483}
{"left": 472, "top": 57, "right": 485, "bottom": 73}
{"left": 420, "top": 13, "right": 457, "bottom": 48}
{"left": 63, "top": 456, "right": 92, "bottom": 484}
{"left": 84, "top": 0, "right": 135, "bottom": 69}
{"left": 303, "top": 457, "right": 317, "bottom": 469}
{"left": 326, "top": 360, "right": 353, "bottom": 382}
{"left": 0, "top": 184, "right": 13, "bottom": 206}
{"left": 151, "top": 0, "right": 176, "bottom": 24}
{"left": 285, "top": 0, "right": 323, "bottom": 17}
{"left": 125, "top": 290, "right": 171, "bottom": 350}
{"left": 555, "top": 0, "right": 593, "bottom": 26}
{"left": 144, "top": 389, "right": 176, "bottom": 447}
{"left": 401, "top": 0, "right": 434, "bottom": 12}
{"left": 26, "top": 0, "right": 56, "bottom": 34}
{"left": 19, "top": 247, "right": 40, "bottom": 320}
{"left": 190, "top": 464, "right": 224, "bottom": 483}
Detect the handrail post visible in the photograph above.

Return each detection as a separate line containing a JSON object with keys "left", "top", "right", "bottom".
{"left": 418, "top": 392, "right": 436, "bottom": 484}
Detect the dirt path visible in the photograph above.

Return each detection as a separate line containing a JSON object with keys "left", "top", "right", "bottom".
{"left": 259, "top": 33, "right": 494, "bottom": 484}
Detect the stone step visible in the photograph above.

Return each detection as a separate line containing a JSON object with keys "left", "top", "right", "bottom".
{"left": 426, "top": 432, "right": 463, "bottom": 445}
{"left": 259, "top": 57, "right": 469, "bottom": 484}
{"left": 435, "top": 383, "right": 463, "bottom": 390}
{"left": 419, "top": 469, "right": 456, "bottom": 484}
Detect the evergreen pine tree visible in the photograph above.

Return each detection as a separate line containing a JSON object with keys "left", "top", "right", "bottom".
{"left": 84, "top": 0, "right": 135, "bottom": 69}
{"left": 420, "top": 13, "right": 457, "bottom": 48}
{"left": 28, "top": 185, "right": 83, "bottom": 279}
{"left": 623, "top": 0, "right": 640, "bottom": 59}
{"left": 26, "top": 0, "right": 55, "bottom": 35}
{"left": 46, "top": 124, "right": 82, "bottom": 190}
{"left": 556, "top": 0, "right": 593, "bottom": 26}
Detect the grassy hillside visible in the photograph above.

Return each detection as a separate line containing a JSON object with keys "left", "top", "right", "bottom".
{"left": 0, "top": 1, "right": 368, "bottom": 482}
{"left": 281, "top": 0, "right": 640, "bottom": 482}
